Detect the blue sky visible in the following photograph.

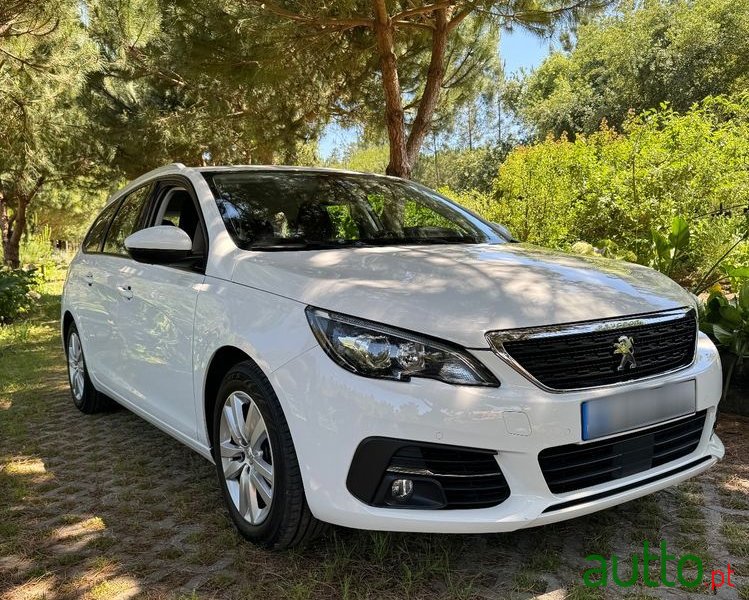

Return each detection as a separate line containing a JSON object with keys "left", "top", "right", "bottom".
{"left": 318, "top": 29, "right": 552, "bottom": 159}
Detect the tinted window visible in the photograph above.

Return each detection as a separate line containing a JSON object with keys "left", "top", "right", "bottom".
{"left": 202, "top": 172, "right": 498, "bottom": 250}
{"left": 82, "top": 201, "right": 120, "bottom": 253}
{"left": 103, "top": 185, "right": 152, "bottom": 256}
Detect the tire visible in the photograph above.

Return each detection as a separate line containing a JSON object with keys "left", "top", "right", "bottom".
{"left": 65, "top": 323, "right": 115, "bottom": 414}
{"left": 212, "top": 361, "right": 326, "bottom": 550}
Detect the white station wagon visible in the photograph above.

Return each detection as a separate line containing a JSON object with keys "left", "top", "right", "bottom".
{"left": 62, "top": 163, "right": 724, "bottom": 549}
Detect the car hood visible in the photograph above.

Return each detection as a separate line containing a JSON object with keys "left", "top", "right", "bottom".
{"left": 230, "top": 243, "right": 694, "bottom": 348}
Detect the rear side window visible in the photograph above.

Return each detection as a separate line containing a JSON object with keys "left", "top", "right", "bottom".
{"left": 82, "top": 201, "right": 120, "bottom": 253}
{"left": 103, "top": 185, "right": 152, "bottom": 256}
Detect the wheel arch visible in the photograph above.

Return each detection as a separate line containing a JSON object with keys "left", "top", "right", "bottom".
{"left": 203, "top": 345, "right": 260, "bottom": 450}
{"left": 62, "top": 311, "right": 75, "bottom": 346}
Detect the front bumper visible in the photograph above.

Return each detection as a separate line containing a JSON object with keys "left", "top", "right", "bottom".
{"left": 269, "top": 332, "right": 723, "bottom": 533}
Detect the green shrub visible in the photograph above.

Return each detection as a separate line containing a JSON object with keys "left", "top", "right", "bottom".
{"left": 0, "top": 268, "right": 40, "bottom": 325}
{"left": 486, "top": 93, "right": 749, "bottom": 280}
{"left": 700, "top": 277, "right": 749, "bottom": 401}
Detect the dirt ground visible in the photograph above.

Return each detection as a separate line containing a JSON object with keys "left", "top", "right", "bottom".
{"left": 1, "top": 310, "right": 747, "bottom": 600}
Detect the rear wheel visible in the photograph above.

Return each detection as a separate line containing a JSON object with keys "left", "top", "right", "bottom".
{"left": 212, "top": 361, "right": 326, "bottom": 549}
{"left": 66, "top": 323, "right": 114, "bottom": 414}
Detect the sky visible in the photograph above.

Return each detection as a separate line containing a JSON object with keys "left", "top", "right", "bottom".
{"left": 318, "top": 28, "right": 553, "bottom": 160}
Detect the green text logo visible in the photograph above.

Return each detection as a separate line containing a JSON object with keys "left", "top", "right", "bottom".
{"left": 583, "top": 541, "right": 735, "bottom": 591}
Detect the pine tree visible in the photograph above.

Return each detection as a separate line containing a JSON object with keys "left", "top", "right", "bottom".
{"left": 0, "top": 0, "right": 100, "bottom": 267}
{"left": 237, "top": 0, "right": 606, "bottom": 178}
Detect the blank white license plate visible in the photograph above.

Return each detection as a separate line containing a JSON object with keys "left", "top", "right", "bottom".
{"left": 581, "top": 380, "right": 696, "bottom": 440}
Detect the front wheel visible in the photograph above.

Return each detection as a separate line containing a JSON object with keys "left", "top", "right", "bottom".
{"left": 212, "top": 361, "right": 326, "bottom": 549}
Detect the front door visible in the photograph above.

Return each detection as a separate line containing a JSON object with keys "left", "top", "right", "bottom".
{"left": 114, "top": 181, "right": 207, "bottom": 438}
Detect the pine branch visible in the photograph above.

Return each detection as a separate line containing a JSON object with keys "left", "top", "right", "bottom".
{"left": 244, "top": 1, "right": 372, "bottom": 29}
{"left": 0, "top": 46, "right": 48, "bottom": 70}
{"left": 476, "top": 0, "right": 603, "bottom": 24}
{"left": 447, "top": 2, "right": 480, "bottom": 31}
{"left": 392, "top": 1, "right": 463, "bottom": 22}
{"left": 393, "top": 19, "right": 435, "bottom": 30}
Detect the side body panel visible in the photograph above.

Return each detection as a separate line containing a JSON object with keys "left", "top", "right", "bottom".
{"left": 115, "top": 261, "right": 204, "bottom": 437}
{"left": 191, "top": 277, "right": 318, "bottom": 449}
{"left": 73, "top": 254, "right": 129, "bottom": 391}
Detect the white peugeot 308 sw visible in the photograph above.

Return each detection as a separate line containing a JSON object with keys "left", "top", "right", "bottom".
{"left": 62, "top": 163, "right": 724, "bottom": 549}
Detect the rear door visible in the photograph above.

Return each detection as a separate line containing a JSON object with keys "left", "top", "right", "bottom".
{"left": 114, "top": 178, "right": 207, "bottom": 437}
{"left": 69, "top": 199, "right": 122, "bottom": 385}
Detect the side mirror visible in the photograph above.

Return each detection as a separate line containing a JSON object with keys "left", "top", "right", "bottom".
{"left": 491, "top": 222, "right": 518, "bottom": 242}
{"left": 125, "top": 225, "right": 192, "bottom": 264}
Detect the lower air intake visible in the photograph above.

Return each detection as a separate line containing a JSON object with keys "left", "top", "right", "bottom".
{"left": 347, "top": 438, "right": 510, "bottom": 509}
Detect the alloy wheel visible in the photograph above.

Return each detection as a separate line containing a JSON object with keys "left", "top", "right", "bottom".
{"left": 68, "top": 332, "right": 85, "bottom": 402}
{"left": 219, "top": 391, "right": 274, "bottom": 525}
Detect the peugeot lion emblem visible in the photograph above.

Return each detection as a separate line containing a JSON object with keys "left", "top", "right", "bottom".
{"left": 613, "top": 335, "right": 637, "bottom": 371}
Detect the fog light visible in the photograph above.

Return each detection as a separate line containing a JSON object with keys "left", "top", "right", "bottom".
{"left": 391, "top": 478, "right": 413, "bottom": 500}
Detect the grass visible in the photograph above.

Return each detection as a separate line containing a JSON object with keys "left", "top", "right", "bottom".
{"left": 672, "top": 481, "right": 711, "bottom": 562}
{"left": 722, "top": 517, "right": 749, "bottom": 559}
{"left": 512, "top": 570, "right": 548, "bottom": 594}
{"left": 1, "top": 272, "right": 747, "bottom": 599}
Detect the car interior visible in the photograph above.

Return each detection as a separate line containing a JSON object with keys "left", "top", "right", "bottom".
{"left": 151, "top": 186, "right": 207, "bottom": 267}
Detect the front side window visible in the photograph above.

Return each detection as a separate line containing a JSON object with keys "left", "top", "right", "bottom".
{"left": 103, "top": 184, "right": 152, "bottom": 256}
{"left": 82, "top": 201, "right": 121, "bottom": 253}
{"left": 202, "top": 171, "right": 498, "bottom": 250}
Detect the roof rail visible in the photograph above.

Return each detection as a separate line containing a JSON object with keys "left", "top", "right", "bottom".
{"left": 168, "top": 162, "right": 187, "bottom": 169}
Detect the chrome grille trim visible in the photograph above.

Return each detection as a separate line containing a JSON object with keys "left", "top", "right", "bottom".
{"left": 386, "top": 466, "right": 501, "bottom": 478}
{"left": 486, "top": 307, "right": 698, "bottom": 393}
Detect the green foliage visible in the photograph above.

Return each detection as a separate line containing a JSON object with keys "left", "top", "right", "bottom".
{"left": 0, "top": 0, "right": 103, "bottom": 266}
{"left": 649, "top": 216, "right": 690, "bottom": 277}
{"left": 329, "top": 145, "right": 390, "bottom": 175}
{"left": 701, "top": 280, "right": 749, "bottom": 400}
{"left": 486, "top": 94, "right": 749, "bottom": 283}
{"left": 414, "top": 144, "right": 511, "bottom": 194}
{"left": 333, "top": 143, "right": 511, "bottom": 195}
{"left": 510, "top": 0, "right": 749, "bottom": 138}
{"left": 569, "top": 240, "right": 637, "bottom": 262}
{"left": 0, "top": 268, "right": 39, "bottom": 325}
{"left": 30, "top": 185, "right": 110, "bottom": 245}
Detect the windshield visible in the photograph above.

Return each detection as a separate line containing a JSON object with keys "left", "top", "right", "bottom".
{"left": 202, "top": 171, "right": 499, "bottom": 250}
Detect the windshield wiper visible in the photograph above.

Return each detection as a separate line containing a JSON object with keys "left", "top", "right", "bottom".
{"left": 247, "top": 240, "right": 362, "bottom": 251}
{"left": 246, "top": 237, "right": 479, "bottom": 251}
{"left": 389, "top": 237, "right": 479, "bottom": 246}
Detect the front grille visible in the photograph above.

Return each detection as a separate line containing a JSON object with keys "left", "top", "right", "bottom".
{"left": 539, "top": 411, "right": 707, "bottom": 494}
{"left": 491, "top": 309, "right": 696, "bottom": 390}
{"left": 388, "top": 445, "right": 511, "bottom": 509}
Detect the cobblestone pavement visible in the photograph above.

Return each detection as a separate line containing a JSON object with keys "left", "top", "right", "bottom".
{"left": 1, "top": 319, "right": 747, "bottom": 600}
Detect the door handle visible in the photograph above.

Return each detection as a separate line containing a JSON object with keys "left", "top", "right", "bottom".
{"left": 117, "top": 285, "right": 133, "bottom": 300}
{"left": 83, "top": 273, "right": 94, "bottom": 286}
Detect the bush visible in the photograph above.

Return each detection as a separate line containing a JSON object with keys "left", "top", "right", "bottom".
{"left": 0, "top": 267, "right": 40, "bottom": 325}
{"left": 486, "top": 93, "right": 749, "bottom": 281}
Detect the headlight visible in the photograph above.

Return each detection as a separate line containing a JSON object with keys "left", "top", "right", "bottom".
{"left": 305, "top": 307, "right": 499, "bottom": 387}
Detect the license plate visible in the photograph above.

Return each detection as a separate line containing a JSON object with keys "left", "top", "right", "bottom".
{"left": 581, "top": 380, "right": 696, "bottom": 440}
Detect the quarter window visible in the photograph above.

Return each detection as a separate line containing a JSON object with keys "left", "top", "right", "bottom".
{"left": 103, "top": 185, "right": 152, "bottom": 256}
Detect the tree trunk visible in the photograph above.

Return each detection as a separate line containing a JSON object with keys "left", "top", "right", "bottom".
{"left": 373, "top": 0, "right": 410, "bottom": 178}
{"left": 0, "top": 196, "right": 12, "bottom": 265}
{"left": 2, "top": 196, "right": 27, "bottom": 268}
{"left": 405, "top": 8, "right": 449, "bottom": 167}
{"left": 1, "top": 177, "right": 43, "bottom": 268}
